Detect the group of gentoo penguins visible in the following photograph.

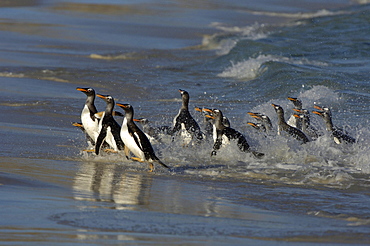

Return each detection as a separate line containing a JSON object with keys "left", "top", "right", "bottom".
{"left": 74, "top": 87, "right": 356, "bottom": 172}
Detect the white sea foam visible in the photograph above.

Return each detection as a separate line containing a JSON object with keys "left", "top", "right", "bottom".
{"left": 218, "top": 54, "right": 278, "bottom": 79}
{"left": 210, "top": 22, "right": 268, "bottom": 39}
{"left": 245, "top": 9, "right": 351, "bottom": 19}
{"left": 218, "top": 54, "right": 327, "bottom": 80}
{"left": 202, "top": 22, "right": 268, "bottom": 55}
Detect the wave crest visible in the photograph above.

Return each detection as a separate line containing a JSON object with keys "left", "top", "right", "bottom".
{"left": 218, "top": 54, "right": 327, "bottom": 80}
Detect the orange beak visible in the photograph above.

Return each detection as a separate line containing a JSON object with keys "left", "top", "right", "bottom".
{"left": 313, "top": 105, "right": 323, "bottom": 111}
{"left": 97, "top": 94, "right": 106, "bottom": 99}
{"left": 76, "top": 88, "right": 88, "bottom": 92}
{"left": 116, "top": 103, "right": 129, "bottom": 108}
{"left": 194, "top": 107, "right": 202, "bottom": 112}
{"left": 202, "top": 108, "right": 213, "bottom": 113}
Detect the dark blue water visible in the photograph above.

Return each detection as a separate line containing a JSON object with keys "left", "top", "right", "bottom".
{"left": 0, "top": 1, "right": 369, "bottom": 245}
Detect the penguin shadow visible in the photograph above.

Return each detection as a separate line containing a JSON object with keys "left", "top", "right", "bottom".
{"left": 73, "top": 161, "right": 153, "bottom": 208}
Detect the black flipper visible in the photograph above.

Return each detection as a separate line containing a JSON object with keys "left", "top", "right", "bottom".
{"left": 95, "top": 126, "right": 107, "bottom": 155}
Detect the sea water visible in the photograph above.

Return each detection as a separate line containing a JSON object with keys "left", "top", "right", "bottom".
{"left": 0, "top": 0, "right": 369, "bottom": 245}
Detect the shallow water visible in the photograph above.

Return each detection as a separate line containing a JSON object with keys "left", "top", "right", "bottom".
{"left": 1, "top": 0, "right": 370, "bottom": 245}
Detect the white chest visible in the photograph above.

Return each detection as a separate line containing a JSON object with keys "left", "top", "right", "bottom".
{"left": 176, "top": 123, "right": 192, "bottom": 146}
{"left": 212, "top": 126, "right": 230, "bottom": 147}
{"left": 120, "top": 119, "right": 145, "bottom": 159}
{"left": 104, "top": 126, "right": 118, "bottom": 151}
{"left": 81, "top": 105, "right": 99, "bottom": 140}
{"left": 287, "top": 115, "right": 297, "bottom": 128}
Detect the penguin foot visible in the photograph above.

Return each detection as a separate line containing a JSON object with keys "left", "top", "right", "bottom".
{"left": 83, "top": 149, "right": 95, "bottom": 152}
{"left": 131, "top": 157, "right": 144, "bottom": 162}
{"left": 124, "top": 146, "right": 130, "bottom": 160}
{"left": 104, "top": 149, "right": 118, "bottom": 153}
{"left": 148, "top": 163, "right": 154, "bottom": 172}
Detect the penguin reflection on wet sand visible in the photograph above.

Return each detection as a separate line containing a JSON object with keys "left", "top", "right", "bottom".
{"left": 206, "top": 108, "right": 264, "bottom": 159}
{"left": 271, "top": 104, "right": 310, "bottom": 144}
{"left": 312, "top": 105, "right": 356, "bottom": 144}
{"left": 117, "top": 103, "right": 169, "bottom": 172}
{"left": 172, "top": 89, "right": 204, "bottom": 145}
{"left": 95, "top": 94, "right": 127, "bottom": 156}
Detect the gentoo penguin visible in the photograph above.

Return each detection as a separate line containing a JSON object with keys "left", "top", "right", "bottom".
{"left": 206, "top": 108, "right": 264, "bottom": 158}
{"left": 271, "top": 104, "right": 310, "bottom": 144}
{"left": 293, "top": 109, "right": 320, "bottom": 140}
{"left": 247, "top": 112, "right": 273, "bottom": 133}
{"left": 287, "top": 97, "right": 303, "bottom": 129}
{"left": 116, "top": 103, "right": 169, "bottom": 171}
{"left": 76, "top": 87, "right": 100, "bottom": 145}
{"left": 312, "top": 105, "right": 355, "bottom": 144}
{"left": 247, "top": 122, "right": 266, "bottom": 132}
{"left": 95, "top": 94, "right": 126, "bottom": 156}
{"left": 197, "top": 107, "right": 230, "bottom": 138}
{"left": 172, "top": 89, "right": 204, "bottom": 145}
{"left": 200, "top": 107, "right": 230, "bottom": 127}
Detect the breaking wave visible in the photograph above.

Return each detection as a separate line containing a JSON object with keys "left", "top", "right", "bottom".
{"left": 217, "top": 54, "right": 328, "bottom": 80}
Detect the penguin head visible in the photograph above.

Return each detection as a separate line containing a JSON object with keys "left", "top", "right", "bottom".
{"left": 312, "top": 110, "right": 329, "bottom": 119}
{"left": 97, "top": 94, "right": 114, "bottom": 104}
{"left": 288, "top": 97, "right": 302, "bottom": 109}
{"left": 179, "top": 89, "right": 190, "bottom": 108}
{"left": 211, "top": 109, "right": 223, "bottom": 120}
{"left": 76, "top": 87, "right": 95, "bottom": 97}
{"left": 134, "top": 118, "right": 149, "bottom": 125}
{"left": 313, "top": 105, "right": 331, "bottom": 117}
{"left": 203, "top": 108, "right": 219, "bottom": 118}
{"left": 247, "top": 122, "right": 265, "bottom": 131}
{"left": 179, "top": 89, "right": 189, "bottom": 99}
{"left": 200, "top": 107, "right": 213, "bottom": 115}
{"left": 261, "top": 114, "right": 270, "bottom": 120}
{"left": 248, "top": 112, "right": 262, "bottom": 121}
{"left": 195, "top": 107, "right": 211, "bottom": 115}
{"left": 271, "top": 103, "right": 282, "bottom": 112}
{"left": 293, "top": 108, "right": 309, "bottom": 115}
{"left": 116, "top": 103, "right": 133, "bottom": 112}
